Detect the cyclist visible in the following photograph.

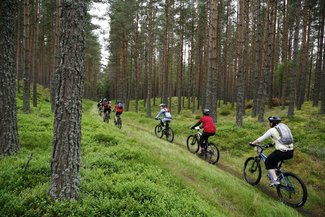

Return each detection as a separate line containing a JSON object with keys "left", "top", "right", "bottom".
{"left": 114, "top": 100, "right": 123, "bottom": 125}
{"left": 155, "top": 103, "right": 172, "bottom": 129}
{"left": 97, "top": 99, "right": 103, "bottom": 116}
{"left": 190, "top": 109, "right": 216, "bottom": 156}
{"left": 103, "top": 99, "right": 111, "bottom": 119}
{"left": 251, "top": 116, "right": 294, "bottom": 186}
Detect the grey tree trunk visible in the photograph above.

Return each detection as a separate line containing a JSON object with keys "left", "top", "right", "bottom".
{"left": 236, "top": 0, "right": 245, "bottom": 127}
{"left": 49, "top": 0, "right": 86, "bottom": 200}
{"left": 206, "top": 0, "right": 218, "bottom": 122}
{"left": 288, "top": 0, "right": 301, "bottom": 117}
{"left": 146, "top": 0, "right": 154, "bottom": 118}
{"left": 23, "top": 0, "right": 30, "bottom": 113}
{"left": 0, "top": 0, "right": 20, "bottom": 156}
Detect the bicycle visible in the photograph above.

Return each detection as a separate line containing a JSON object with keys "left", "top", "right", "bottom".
{"left": 98, "top": 107, "right": 103, "bottom": 116}
{"left": 114, "top": 114, "right": 122, "bottom": 129}
{"left": 243, "top": 143, "right": 307, "bottom": 208}
{"left": 154, "top": 119, "right": 174, "bottom": 143}
{"left": 186, "top": 126, "right": 220, "bottom": 164}
{"left": 103, "top": 110, "right": 110, "bottom": 123}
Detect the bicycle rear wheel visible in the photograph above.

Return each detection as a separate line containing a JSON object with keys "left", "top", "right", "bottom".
{"left": 243, "top": 157, "right": 262, "bottom": 186}
{"left": 276, "top": 172, "right": 307, "bottom": 208}
{"left": 155, "top": 125, "right": 163, "bottom": 138}
{"left": 165, "top": 128, "right": 174, "bottom": 143}
{"left": 206, "top": 143, "right": 220, "bottom": 164}
{"left": 186, "top": 135, "right": 199, "bottom": 153}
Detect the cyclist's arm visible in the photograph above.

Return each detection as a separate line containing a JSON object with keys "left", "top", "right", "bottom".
{"left": 191, "top": 121, "right": 201, "bottom": 129}
{"left": 252, "top": 129, "right": 272, "bottom": 144}
{"left": 155, "top": 110, "right": 163, "bottom": 119}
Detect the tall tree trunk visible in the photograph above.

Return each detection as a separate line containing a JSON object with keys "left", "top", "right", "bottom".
{"left": 177, "top": 1, "right": 185, "bottom": 114}
{"left": 134, "top": 14, "right": 140, "bottom": 113}
{"left": 162, "top": 0, "right": 169, "bottom": 104}
{"left": 51, "top": 0, "right": 62, "bottom": 111}
{"left": 281, "top": 0, "right": 289, "bottom": 109}
{"left": 252, "top": 0, "right": 262, "bottom": 117}
{"left": 206, "top": 0, "right": 218, "bottom": 122}
{"left": 288, "top": 0, "right": 301, "bottom": 117}
{"left": 146, "top": 0, "right": 154, "bottom": 117}
{"left": 236, "top": 0, "right": 245, "bottom": 127}
{"left": 296, "top": 1, "right": 310, "bottom": 110}
{"left": 32, "top": 0, "right": 39, "bottom": 107}
{"left": 23, "top": 0, "right": 30, "bottom": 113}
{"left": 49, "top": 0, "right": 86, "bottom": 200}
{"left": 313, "top": 0, "right": 324, "bottom": 107}
{"left": 0, "top": 0, "right": 20, "bottom": 156}
{"left": 320, "top": 0, "right": 325, "bottom": 114}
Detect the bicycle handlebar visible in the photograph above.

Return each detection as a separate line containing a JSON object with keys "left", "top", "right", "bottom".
{"left": 249, "top": 143, "right": 274, "bottom": 149}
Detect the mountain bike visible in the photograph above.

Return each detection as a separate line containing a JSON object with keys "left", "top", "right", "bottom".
{"left": 186, "top": 126, "right": 220, "bottom": 164}
{"left": 154, "top": 119, "right": 174, "bottom": 142}
{"left": 244, "top": 143, "right": 307, "bottom": 208}
{"left": 114, "top": 114, "right": 122, "bottom": 129}
{"left": 98, "top": 107, "right": 103, "bottom": 116}
{"left": 103, "top": 110, "right": 110, "bottom": 123}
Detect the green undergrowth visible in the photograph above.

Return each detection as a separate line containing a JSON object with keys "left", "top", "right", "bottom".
{"left": 0, "top": 87, "right": 324, "bottom": 216}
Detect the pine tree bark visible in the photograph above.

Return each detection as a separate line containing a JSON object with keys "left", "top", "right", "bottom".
{"left": 313, "top": 0, "right": 324, "bottom": 107}
{"left": 206, "top": 0, "right": 218, "bottom": 122}
{"left": 49, "top": 0, "right": 86, "bottom": 200}
{"left": 23, "top": 0, "right": 30, "bottom": 113}
{"left": 0, "top": 0, "right": 20, "bottom": 156}
{"left": 320, "top": 0, "right": 325, "bottom": 114}
{"left": 288, "top": 0, "right": 301, "bottom": 117}
{"left": 146, "top": 0, "right": 154, "bottom": 117}
{"left": 236, "top": 0, "right": 245, "bottom": 127}
{"left": 162, "top": 0, "right": 170, "bottom": 104}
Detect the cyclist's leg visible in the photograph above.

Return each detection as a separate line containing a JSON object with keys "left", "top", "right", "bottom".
{"left": 266, "top": 150, "right": 291, "bottom": 185}
{"left": 165, "top": 120, "right": 170, "bottom": 128}
{"left": 160, "top": 119, "right": 164, "bottom": 127}
{"left": 199, "top": 132, "right": 209, "bottom": 154}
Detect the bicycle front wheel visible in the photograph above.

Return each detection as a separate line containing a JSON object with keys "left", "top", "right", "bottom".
{"left": 206, "top": 143, "right": 220, "bottom": 164}
{"left": 243, "top": 157, "right": 261, "bottom": 186}
{"left": 186, "top": 135, "right": 199, "bottom": 153}
{"left": 276, "top": 172, "right": 307, "bottom": 208}
{"left": 117, "top": 118, "right": 122, "bottom": 128}
{"left": 155, "top": 125, "right": 163, "bottom": 138}
{"left": 165, "top": 128, "right": 174, "bottom": 143}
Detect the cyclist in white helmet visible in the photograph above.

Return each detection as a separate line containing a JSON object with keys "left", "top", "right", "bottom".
{"left": 155, "top": 103, "right": 172, "bottom": 129}
{"left": 251, "top": 116, "right": 294, "bottom": 186}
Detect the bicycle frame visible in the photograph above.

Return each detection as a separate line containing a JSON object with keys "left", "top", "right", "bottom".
{"left": 254, "top": 145, "right": 285, "bottom": 178}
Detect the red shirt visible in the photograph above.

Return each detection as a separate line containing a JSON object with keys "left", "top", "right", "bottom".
{"left": 115, "top": 104, "right": 123, "bottom": 113}
{"left": 199, "top": 116, "right": 216, "bottom": 134}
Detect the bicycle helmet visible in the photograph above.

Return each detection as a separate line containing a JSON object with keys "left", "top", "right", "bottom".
{"left": 160, "top": 103, "right": 166, "bottom": 108}
{"left": 268, "top": 116, "right": 281, "bottom": 127}
{"left": 203, "top": 109, "right": 210, "bottom": 115}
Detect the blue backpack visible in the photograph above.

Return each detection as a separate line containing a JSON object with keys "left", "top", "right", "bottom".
{"left": 118, "top": 102, "right": 123, "bottom": 109}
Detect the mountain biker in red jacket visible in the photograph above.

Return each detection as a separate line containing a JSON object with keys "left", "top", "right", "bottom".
{"left": 191, "top": 109, "right": 216, "bottom": 156}
{"left": 114, "top": 100, "right": 123, "bottom": 125}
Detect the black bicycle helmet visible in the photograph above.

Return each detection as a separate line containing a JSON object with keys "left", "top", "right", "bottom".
{"left": 203, "top": 109, "right": 210, "bottom": 115}
{"left": 268, "top": 116, "right": 281, "bottom": 127}
{"left": 160, "top": 103, "right": 166, "bottom": 108}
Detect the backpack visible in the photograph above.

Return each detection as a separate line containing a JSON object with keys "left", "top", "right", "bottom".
{"left": 164, "top": 108, "right": 172, "bottom": 119}
{"left": 275, "top": 123, "right": 293, "bottom": 145}
{"left": 118, "top": 102, "right": 123, "bottom": 109}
